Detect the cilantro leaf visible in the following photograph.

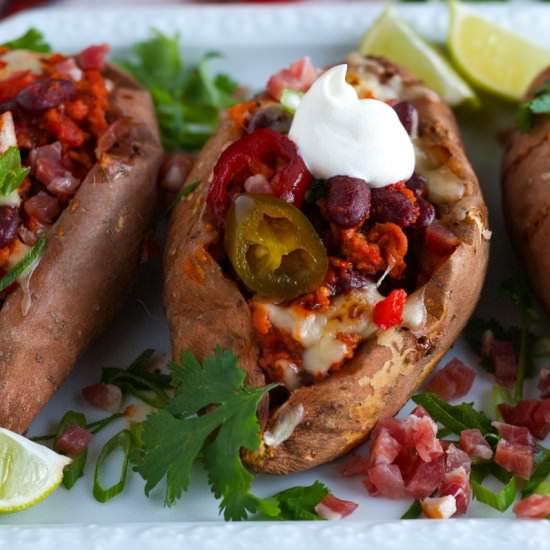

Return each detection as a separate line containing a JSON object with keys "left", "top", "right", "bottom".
{"left": 118, "top": 30, "right": 240, "bottom": 151}
{"left": 0, "top": 147, "right": 30, "bottom": 198}
{"left": 517, "top": 80, "right": 550, "bottom": 132}
{"left": 133, "top": 347, "right": 276, "bottom": 520}
{"left": 1, "top": 28, "right": 51, "bottom": 53}
{"left": 257, "top": 482, "right": 329, "bottom": 521}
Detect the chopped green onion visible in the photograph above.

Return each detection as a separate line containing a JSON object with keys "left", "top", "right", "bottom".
{"left": 401, "top": 499, "right": 422, "bottom": 519}
{"left": 54, "top": 410, "right": 88, "bottom": 490}
{"left": 101, "top": 370, "right": 169, "bottom": 408}
{"left": 0, "top": 237, "right": 46, "bottom": 293}
{"left": 280, "top": 89, "right": 303, "bottom": 113}
{"left": 93, "top": 430, "right": 133, "bottom": 503}
{"left": 471, "top": 467, "right": 517, "bottom": 512}
{"left": 492, "top": 384, "right": 513, "bottom": 421}
{"left": 168, "top": 178, "right": 200, "bottom": 210}
{"left": 87, "top": 412, "right": 124, "bottom": 435}
{"left": 523, "top": 455, "right": 550, "bottom": 497}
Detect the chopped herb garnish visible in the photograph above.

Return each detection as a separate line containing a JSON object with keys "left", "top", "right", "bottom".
{"left": 1, "top": 28, "right": 51, "bottom": 53}
{"left": 471, "top": 463, "right": 517, "bottom": 512}
{"left": 0, "top": 237, "right": 46, "bottom": 294}
{"left": 93, "top": 430, "right": 133, "bottom": 503}
{"left": 133, "top": 347, "right": 278, "bottom": 520}
{"left": 0, "top": 146, "right": 30, "bottom": 198}
{"left": 523, "top": 454, "right": 550, "bottom": 497}
{"left": 54, "top": 411, "right": 88, "bottom": 490}
{"left": 168, "top": 178, "right": 200, "bottom": 210}
{"left": 517, "top": 81, "right": 550, "bottom": 132}
{"left": 401, "top": 499, "right": 422, "bottom": 519}
{"left": 118, "top": 30, "right": 240, "bottom": 151}
{"left": 412, "top": 393, "right": 495, "bottom": 437}
{"left": 257, "top": 482, "right": 329, "bottom": 521}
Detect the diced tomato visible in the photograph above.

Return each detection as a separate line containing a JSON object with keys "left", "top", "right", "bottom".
{"left": 494, "top": 439, "right": 534, "bottom": 480}
{"left": 445, "top": 443, "right": 471, "bottom": 475}
{"left": 539, "top": 368, "right": 550, "bottom": 399}
{"left": 266, "top": 56, "right": 319, "bottom": 101}
{"left": 459, "top": 429, "right": 493, "bottom": 460}
{"left": 42, "top": 108, "right": 87, "bottom": 147}
{"left": 514, "top": 494, "right": 550, "bottom": 519}
{"left": 368, "top": 427, "right": 402, "bottom": 467}
{"left": 314, "top": 494, "right": 358, "bottom": 520}
{"left": 490, "top": 340, "right": 517, "bottom": 388}
{"left": 499, "top": 399, "right": 550, "bottom": 440}
{"left": 492, "top": 421, "right": 535, "bottom": 447}
{"left": 78, "top": 44, "right": 111, "bottom": 71}
{"left": 406, "top": 455, "right": 445, "bottom": 498}
{"left": 405, "top": 413, "right": 443, "bottom": 463}
{"left": 427, "top": 358, "right": 475, "bottom": 401}
{"left": 373, "top": 289, "right": 407, "bottom": 330}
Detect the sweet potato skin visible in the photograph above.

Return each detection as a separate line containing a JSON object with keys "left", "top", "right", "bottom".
{"left": 165, "top": 56, "right": 489, "bottom": 474}
{"left": 502, "top": 68, "right": 550, "bottom": 312}
{"left": 0, "top": 66, "right": 163, "bottom": 433}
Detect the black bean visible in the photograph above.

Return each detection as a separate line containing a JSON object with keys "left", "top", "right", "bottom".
{"left": 371, "top": 186, "right": 416, "bottom": 228}
{"left": 0, "top": 206, "right": 21, "bottom": 249}
{"left": 246, "top": 105, "right": 292, "bottom": 134}
{"left": 17, "top": 78, "right": 76, "bottom": 112}
{"left": 326, "top": 176, "right": 371, "bottom": 228}
{"left": 393, "top": 101, "right": 418, "bottom": 136}
{"left": 333, "top": 270, "right": 371, "bottom": 295}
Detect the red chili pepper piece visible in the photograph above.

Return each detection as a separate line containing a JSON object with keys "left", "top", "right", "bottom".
{"left": 373, "top": 288, "right": 407, "bottom": 330}
{"left": 207, "top": 128, "right": 311, "bottom": 226}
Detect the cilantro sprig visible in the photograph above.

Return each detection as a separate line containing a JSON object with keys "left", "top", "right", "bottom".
{"left": 118, "top": 30, "right": 240, "bottom": 151}
{"left": 517, "top": 81, "right": 550, "bottom": 132}
{"left": 1, "top": 28, "right": 51, "bottom": 53}
{"left": 0, "top": 146, "right": 30, "bottom": 198}
{"left": 133, "top": 347, "right": 278, "bottom": 520}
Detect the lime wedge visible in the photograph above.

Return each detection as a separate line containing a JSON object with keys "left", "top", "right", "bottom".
{"left": 358, "top": 7, "right": 477, "bottom": 107}
{"left": 0, "top": 428, "right": 71, "bottom": 513}
{"left": 448, "top": 0, "right": 550, "bottom": 101}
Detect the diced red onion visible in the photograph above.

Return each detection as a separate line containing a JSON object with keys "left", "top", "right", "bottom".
{"left": 82, "top": 383, "right": 122, "bottom": 413}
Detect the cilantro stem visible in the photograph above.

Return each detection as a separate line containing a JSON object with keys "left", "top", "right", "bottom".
{"left": 93, "top": 429, "right": 133, "bottom": 503}
{"left": 0, "top": 237, "right": 46, "bottom": 293}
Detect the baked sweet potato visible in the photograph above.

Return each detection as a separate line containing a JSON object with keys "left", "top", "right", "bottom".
{"left": 502, "top": 68, "right": 550, "bottom": 311}
{"left": 165, "top": 54, "right": 489, "bottom": 475}
{"left": 0, "top": 49, "right": 163, "bottom": 433}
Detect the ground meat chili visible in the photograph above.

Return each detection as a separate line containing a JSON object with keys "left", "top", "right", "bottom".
{"left": 0, "top": 44, "right": 111, "bottom": 307}
{"left": 206, "top": 63, "right": 458, "bottom": 389}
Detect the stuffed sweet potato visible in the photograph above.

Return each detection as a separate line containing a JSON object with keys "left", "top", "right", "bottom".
{"left": 0, "top": 45, "right": 162, "bottom": 433}
{"left": 502, "top": 68, "right": 550, "bottom": 311}
{"left": 165, "top": 53, "right": 489, "bottom": 475}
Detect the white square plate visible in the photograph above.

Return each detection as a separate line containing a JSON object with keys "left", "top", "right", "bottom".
{"left": 1, "top": 2, "right": 550, "bottom": 549}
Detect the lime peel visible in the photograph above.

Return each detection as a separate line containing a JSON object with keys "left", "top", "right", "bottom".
{"left": 358, "top": 6, "right": 477, "bottom": 107}
{"left": 448, "top": 0, "right": 550, "bottom": 101}
{"left": 0, "top": 427, "right": 71, "bottom": 513}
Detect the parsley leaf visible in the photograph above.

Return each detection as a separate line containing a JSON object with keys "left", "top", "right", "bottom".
{"left": 517, "top": 81, "right": 550, "bottom": 132}
{"left": 1, "top": 28, "right": 51, "bottom": 53}
{"left": 257, "top": 482, "right": 329, "bottom": 521}
{"left": 118, "top": 30, "right": 239, "bottom": 151}
{"left": 133, "top": 347, "right": 277, "bottom": 520}
{"left": 0, "top": 146, "right": 30, "bottom": 198}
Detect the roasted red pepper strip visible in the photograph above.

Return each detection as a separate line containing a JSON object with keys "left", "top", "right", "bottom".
{"left": 373, "top": 288, "right": 407, "bottom": 330}
{"left": 207, "top": 128, "right": 311, "bottom": 226}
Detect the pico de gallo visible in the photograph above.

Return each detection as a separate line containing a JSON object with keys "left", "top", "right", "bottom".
{"left": 206, "top": 54, "right": 461, "bottom": 390}
{"left": 0, "top": 41, "right": 116, "bottom": 309}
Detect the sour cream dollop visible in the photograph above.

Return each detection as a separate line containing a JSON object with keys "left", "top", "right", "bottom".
{"left": 288, "top": 64, "right": 415, "bottom": 188}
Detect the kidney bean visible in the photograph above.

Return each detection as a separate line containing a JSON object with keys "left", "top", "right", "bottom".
{"left": 246, "top": 105, "right": 292, "bottom": 134}
{"left": 370, "top": 186, "right": 416, "bottom": 228}
{"left": 333, "top": 269, "right": 371, "bottom": 295}
{"left": 393, "top": 101, "right": 418, "bottom": 136}
{"left": 414, "top": 196, "right": 435, "bottom": 229}
{"left": 24, "top": 191, "right": 60, "bottom": 225}
{"left": 326, "top": 176, "right": 371, "bottom": 228}
{"left": 0, "top": 206, "right": 21, "bottom": 249}
{"left": 406, "top": 173, "right": 428, "bottom": 198}
{"left": 16, "top": 78, "right": 76, "bottom": 112}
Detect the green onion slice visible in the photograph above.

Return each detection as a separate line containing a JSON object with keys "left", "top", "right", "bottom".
{"left": 54, "top": 410, "right": 88, "bottom": 490}
{"left": 471, "top": 463, "right": 517, "bottom": 512}
{"left": 280, "top": 89, "right": 303, "bottom": 113}
{"left": 0, "top": 237, "right": 46, "bottom": 293}
{"left": 93, "top": 430, "right": 133, "bottom": 503}
{"left": 401, "top": 499, "right": 422, "bottom": 519}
